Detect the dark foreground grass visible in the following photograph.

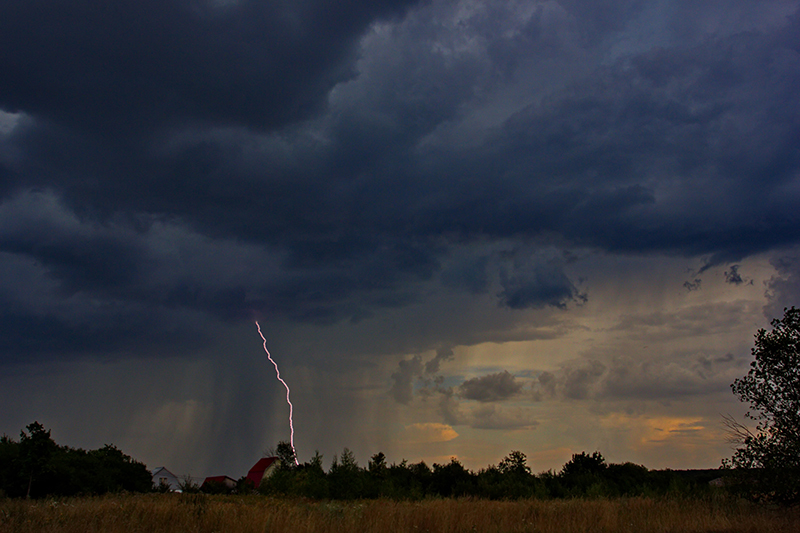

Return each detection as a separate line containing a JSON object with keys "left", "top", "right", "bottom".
{"left": 1, "top": 494, "right": 796, "bottom": 533}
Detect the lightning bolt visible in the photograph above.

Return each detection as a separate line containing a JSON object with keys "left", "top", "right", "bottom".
{"left": 255, "top": 320, "right": 299, "bottom": 465}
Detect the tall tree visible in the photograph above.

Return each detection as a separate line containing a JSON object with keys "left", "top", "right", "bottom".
{"left": 274, "top": 441, "right": 297, "bottom": 469}
{"left": 19, "top": 422, "right": 58, "bottom": 498}
{"left": 724, "top": 307, "right": 800, "bottom": 506}
{"left": 498, "top": 451, "right": 531, "bottom": 476}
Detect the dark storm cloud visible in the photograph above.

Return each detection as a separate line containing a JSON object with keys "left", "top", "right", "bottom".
{"left": 0, "top": 191, "right": 245, "bottom": 360}
{"left": 458, "top": 370, "right": 523, "bottom": 402}
{"left": 493, "top": 46, "right": 799, "bottom": 256}
{"left": 373, "top": 6, "right": 800, "bottom": 263}
{"left": 0, "top": 250, "right": 211, "bottom": 364}
{"left": 1, "top": 0, "right": 799, "bottom": 363}
{"left": 497, "top": 250, "right": 586, "bottom": 309}
{"left": 0, "top": 301, "right": 208, "bottom": 364}
{"left": 0, "top": 191, "right": 144, "bottom": 292}
{"left": 440, "top": 256, "right": 490, "bottom": 295}
{"left": 0, "top": 0, "right": 420, "bottom": 134}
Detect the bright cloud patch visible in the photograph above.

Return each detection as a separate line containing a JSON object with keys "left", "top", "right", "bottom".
{"left": 404, "top": 423, "right": 459, "bottom": 443}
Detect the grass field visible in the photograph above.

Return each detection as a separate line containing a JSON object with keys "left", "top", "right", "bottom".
{"left": 0, "top": 494, "right": 795, "bottom": 533}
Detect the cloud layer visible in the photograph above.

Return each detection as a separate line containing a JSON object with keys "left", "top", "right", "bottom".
{"left": 1, "top": 2, "right": 799, "bottom": 357}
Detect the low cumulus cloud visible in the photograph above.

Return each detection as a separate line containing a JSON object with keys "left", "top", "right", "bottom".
{"left": 391, "top": 359, "right": 535, "bottom": 430}
{"left": 389, "top": 355, "right": 425, "bottom": 404}
{"left": 562, "top": 360, "right": 606, "bottom": 400}
{"left": 435, "top": 388, "right": 538, "bottom": 430}
{"left": 724, "top": 265, "right": 744, "bottom": 285}
{"left": 521, "top": 349, "right": 742, "bottom": 404}
{"left": 521, "top": 365, "right": 600, "bottom": 401}
{"left": 399, "top": 341, "right": 744, "bottom": 421}
{"left": 724, "top": 265, "right": 753, "bottom": 286}
{"left": 683, "top": 279, "right": 702, "bottom": 292}
{"left": 458, "top": 371, "right": 523, "bottom": 402}
{"left": 610, "top": 301, "right": 764, "bottom": 342}
{"left": 438, "top": 388, "right": 466, "bottom": 427}
{"left": 600, "top": 353, "right": 738, "bottom": 401}
{"left": 425, "top": 346, "right": 455, "bottom": 375}
{"left": 389, "top": 346, "right": 456, "bottom": 404}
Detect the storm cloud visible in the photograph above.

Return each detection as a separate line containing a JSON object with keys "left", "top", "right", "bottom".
{"left": 0, "top": 0, "right": 420, "bottom": 134}
{"left": 2, "top": 1, "right": 799, "bottom": 354}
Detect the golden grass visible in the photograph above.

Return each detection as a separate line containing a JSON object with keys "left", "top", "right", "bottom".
{"left": 0, "top": 494, "right": 795, "bottom": 533}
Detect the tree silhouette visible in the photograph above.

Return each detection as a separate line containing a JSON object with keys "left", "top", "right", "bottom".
{"left": 274, "top": 441, "right": 297, "bottom": 469}
{"left": 498, "top": 451, "right": 531, "bottom": 476}
{"left": 0, "top": 422, "right": 151, "bottom": 498}
{"left": 724, "top": 307, "right": 800, "bottom": 505}
{"left": 19, "top": 422, "right": 58, "bottom": 498}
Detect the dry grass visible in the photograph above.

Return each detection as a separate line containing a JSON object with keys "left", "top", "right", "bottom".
{"left": 0, "top": 494, "right": 795, "bottom": 533}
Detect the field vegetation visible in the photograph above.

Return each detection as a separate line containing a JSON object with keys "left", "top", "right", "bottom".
{"left": 1, "top": 493, "right": 797, "bottom": 533}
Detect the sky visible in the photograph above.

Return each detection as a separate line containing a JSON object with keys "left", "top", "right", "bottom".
{"left": 1, "top": 0, "right": 799, "bottom": 479}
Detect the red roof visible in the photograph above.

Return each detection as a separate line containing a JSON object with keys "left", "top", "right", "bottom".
{"left": 246, "top": 457, "right": 279, "bottom": 488}
{"left": 201, "top": 475, "right": 236, "bottom": 488}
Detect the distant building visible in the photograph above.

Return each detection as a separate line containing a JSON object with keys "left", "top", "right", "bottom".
{"left": 200, "top": 475, "right": 237, "bottom": 493}
{"left": 246, "top": 457, "right": 280, "bottom": 489}
{"left": 151, "top": 467, "right": 181, "bottom": 492}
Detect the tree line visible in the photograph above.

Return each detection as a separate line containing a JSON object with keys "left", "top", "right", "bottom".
{"left": 1, "top": 421, "right": 717, "bottom": 500}
{"left": 230, "top": 444, "right": 717, "bottom": 500}
{"left": 0, "top": 422, "right": 151, "bottom": 498}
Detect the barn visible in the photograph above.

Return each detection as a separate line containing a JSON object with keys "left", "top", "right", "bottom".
{"left": 246, "top": 457, "right": 280, "bottom": 489}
